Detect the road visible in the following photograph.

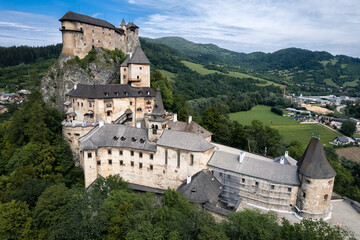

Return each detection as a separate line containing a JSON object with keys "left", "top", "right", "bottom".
{"left": 336, "top": 104, "right": 346, "bottom": 114}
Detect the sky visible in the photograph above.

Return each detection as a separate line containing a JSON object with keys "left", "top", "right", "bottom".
{"left": 1, "top": 0, "right": 360, "bottom": 57}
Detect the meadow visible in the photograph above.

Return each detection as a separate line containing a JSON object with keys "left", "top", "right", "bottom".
{"left": 181, "top": 60, "right": 285, "bottom": 88}
{"left": 229, "top": 105, "right": 341, "bottom": 146}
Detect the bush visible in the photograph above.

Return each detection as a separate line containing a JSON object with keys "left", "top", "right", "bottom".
{"left": 271, "top": 107, "right": 283, "bottom": 115}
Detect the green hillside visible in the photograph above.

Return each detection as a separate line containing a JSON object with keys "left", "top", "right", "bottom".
{"left": 229, "top": 105, "right": 341, "bottom": 146}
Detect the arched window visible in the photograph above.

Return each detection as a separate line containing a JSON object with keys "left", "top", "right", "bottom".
{"left": 324, "top": 194, "right": 328, "bottom": 201}
{"left": 155, "top": 125, "right": 158, "bottom": 129}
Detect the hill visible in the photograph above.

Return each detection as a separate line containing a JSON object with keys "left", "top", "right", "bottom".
{"left": 142, "top": 37, "right": 360, "bottom": 96}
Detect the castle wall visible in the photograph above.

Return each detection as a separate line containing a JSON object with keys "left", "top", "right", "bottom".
{"left": 61, "top": 20, "right": 138, "bottom": 59}
{"left": 68, "top": 95, "right": 155, "bottom": 125}
{"left": 120, "top": 67, "right": 129, "bottom": 84}
{"left": 129, "top": 64, "right": 151, "bottom": 88}
{"left": 62, "top": 125, "right": 96, "bottom": 166}
{"left": 296, "top": 174, "right": 334, "bottom": 219}
{"left": 82, "top": 146, "right": 215, "bottom": 189}
{"left": 211, "top": 168, "right": 299, "bottom": 211}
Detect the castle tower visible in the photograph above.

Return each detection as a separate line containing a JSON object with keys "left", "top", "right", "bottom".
{"left": 145, "top": 89, "right": 169, "bottom": 141}
{"left": 295, "top": 137, "right": 336, "bottom": 219}
{"left": 121, "top": 47, "right": 151, "bottom": 87}
{"left": 120, "top": 18, "right": 126, "bottom": 31}
{"left": 125, "top": 22, "right": 140, "bottom": 53}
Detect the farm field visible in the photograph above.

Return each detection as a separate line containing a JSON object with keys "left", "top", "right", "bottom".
{"left": 158, "top": 70, "right": 176, "bottom": 82}
{"left": 229, "top": 105, "right": 341, "bottom": 146}
{"left": 336, "top": 147, "right": 360, "bottom": 163}
{"left": 181, "top": 60, "right": 285, "bottom": 88}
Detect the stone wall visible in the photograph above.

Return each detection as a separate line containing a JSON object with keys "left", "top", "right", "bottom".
{"left": 296, "top": 174, "right": 334, "bottom": 219}
{"left": 211, "top": 168, "right": 299, "bottom": 211}
{"left": 82, "top": 145, "right": 215, "bottom": 189}
{"left": 128, "top": 64, "right": 151, "bottom": 88}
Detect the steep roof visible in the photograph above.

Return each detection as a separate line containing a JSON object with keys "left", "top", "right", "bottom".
{"left": 297, "top": 137, "right": 336, "bottom": 179}
{"left": 120, "top": 56, "right": 130, "bottom": 67}
{"left": 157, "top": 130, "right": 215, "bottom": 152}
{"left": 79, "top": 124, "right": 157, "bottom": 152}
{"left": 66, "top": 84, "right": 156, "bottom": 99}
{"left": 120, "top": 18, "right": 126, "bottom": 27}
{"left": 128, "top": 47, "right": 150, "bottom": 65}
{"left": 151, "top": 89, "right": 166, "bottom": 115}
{"left": 168, "top": 120, "right": 212, "bottom": 138}
{"left": 177, "top": 170, "right": 222, "bottom": 204}
{"left": 60, "top": 11, "right": 117, "bottom": 31}
{"left": 208, "top": 150, "right": 300, "bottom": 185}
{"left": 126, "top": 22, "right": 138, "bottom": 29}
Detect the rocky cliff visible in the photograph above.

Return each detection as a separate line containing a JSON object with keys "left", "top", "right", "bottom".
{"left": 41, "top": 48, "right": 126, "bottom": 110}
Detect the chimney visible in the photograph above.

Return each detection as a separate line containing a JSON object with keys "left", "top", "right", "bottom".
{"left": 187, "top": 174, "right": 191, "bottom": 184}
{"left": 188, "top": 115, "right": 192, "bottom": 123}
{"left": 280, "top": 156, "right": 285, "bottom": 164}
{"left": 74, "top": 84, "right": 77, "bottom": 90}
{"left": 239, "top": 152, "right": 245, "bottom": 164}
{"left": 173, "top": 113, "right": 177, "bottom": 122}
{"left": 285, "top": 151, "right": 289, "bottom": 158}
{"left": 99, "top": 120, "right": 104, "bottom": 128}
{"left": 136, "top": 122, "right": 141, "bottom": 128}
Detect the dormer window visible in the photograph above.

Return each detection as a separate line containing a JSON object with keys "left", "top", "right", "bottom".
{"left": 114, "top": 92, "right": 119, "bottom": 96}
{"left": 138, "top": 91, "right": 142, "bottom": 95}
{"left": 132, "top": 137, "right": 137, "bottom": 142}
{"left": 140, "top": 138, "right": 145, "bottom": 143}
{"left": 124, "top": 92, "right": 128, "bottom": 96}
{"left": 113, "top": 136, "right": 118, "bottom": 140}
{"left": 121, "top": 136, "right": 126, "bottom": 141}
{"left": 104, "top": 92, "right": 109, "bottom": 96}
{"left": 146, "top": 91, "right": 150, "bottom": 95}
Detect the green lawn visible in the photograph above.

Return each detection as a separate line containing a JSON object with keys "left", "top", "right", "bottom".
{"left": 343, "top": 79, "right": 359, "bottom": 87}
{"left": 229, "top": 105, "right": 341, "bottom": 146}
{"left": 324, "top": 78, "right": 338, "bottom": 87}
{"left": 181, "top": 60, "right": 285, "bottom": 88}
{"left": 159, "top": 70, "right": 177, "bottom": 82}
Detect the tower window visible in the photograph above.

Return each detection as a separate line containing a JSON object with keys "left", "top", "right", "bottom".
{"left": 324, "top": 194, "right": 328, "bottom": 201}
{"left": 190, "top": 154, "right": 194, "bottom": 166}
{"left": 120, "top": 160, "right": 124, "bottom": 165}
{"left": 131, "top": 161, "right": 134, "bottom": 167}
{"left": 108, "top": 159, "right": 112, "bottom": 165}
{"left": 137, "top": 76, "right": 139, "bottom": 79}
{"left": 150, "top": 154, "right": 153, "bottom": 160}
{"left": 139, "top": 163, "right": 143, "bottom": 169}
{"left": 97, "top": 160, "right": 101, "bottom": 165}
{"left": 303, "top": 192, "right": 306, "bottom": 198}
{"left": 120, "top": 150, "right": 123, "bottom": 155}
{"left": 81, "top": 103, "right": 83, "bottom": 107}
{"left": 139, "top": 152, "right": 143, "bottom": 158}
{"left": 106, "top": 103, "right": 112, "bottom": 108}
{"left": 107, "top": 111, "right": 111, "bottom": 116}
{"left": 131, "top": 151, "right": 134, "bottom": 156}
{"left": 87, "top": 153, "right": 92, "bottom": 158}
{"left": 89, "top": 102, "right": 92, "bottom": 107}
{"left": 130, "top": 101, "right": 132, "bottom": 105}
{"left": 140, "top": 67, "right": 142, "bottom": 70}
{"left": 177, "top": 152, "right": 180, "bottom": 168}
{"left": 150, "top": 164, "right": 153, "bottom": 170}
{"left": 108, "top": 149, "right": 112, "bottom": 155}
{"left": 165, "top": 150, "right": 168, "bottom": 165}
{"left": 288, "top": 188, "right": 292, "bottom": 193}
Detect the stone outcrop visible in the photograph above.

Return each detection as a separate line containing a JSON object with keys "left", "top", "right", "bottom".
{"left": 41, "top": 48, "right": 123, "bottom": 110}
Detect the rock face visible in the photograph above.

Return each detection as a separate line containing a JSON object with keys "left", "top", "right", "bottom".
{"left": 41, "top": 48, "right": 122, "bottom": 110}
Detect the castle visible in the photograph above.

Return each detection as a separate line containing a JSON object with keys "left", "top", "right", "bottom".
{"left": 59, "top": 11, "right": 140, "bottom": 58}
{"left": 61, "top": 12, "right": 336, "bottom": 219}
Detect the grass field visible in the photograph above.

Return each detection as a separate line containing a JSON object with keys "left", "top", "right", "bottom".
{"left": 336, "top": 147, "right": 360, "bottom": 163}
{"left": 229, "top": 105, "right": 341, "bottom": 146}
{"left": 324, "top": 78, "right": 338, "bottom": 87}
{"left": 181, "top": 60, "right": 285, "bottom": 88}
{"left": 343, "top": 79, "right": 359, "bottom": 87}
{"left": 159, "top": 70, "right": 177, "bottom": 82}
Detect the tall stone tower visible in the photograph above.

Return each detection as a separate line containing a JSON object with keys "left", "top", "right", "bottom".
{"left": 295, "top": 137, "right": 336, "bottom": 219}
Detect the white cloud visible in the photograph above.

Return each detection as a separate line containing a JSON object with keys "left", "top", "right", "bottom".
{"left": 134, "top": 0, "right": 360, "bottom": 57}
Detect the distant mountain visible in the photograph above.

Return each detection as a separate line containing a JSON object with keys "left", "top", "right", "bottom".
{"left": 141, "top": 37, "right": 360, "bottom": 95}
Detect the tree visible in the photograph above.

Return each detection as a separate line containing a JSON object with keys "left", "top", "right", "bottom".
{"left": 0, "top": 200, "right": 32, "bottom": 239}
{"left": 177, "top": 106, "right": 189, "bottom": 122}
{"left": 150, "top": 70, "right": 174, "bottom": 110}
{"left": 341, "top": 119, "right": 356, "bottom": 137}
{"left": 287, "top": 140, "right": 305, "bottom": 160}
{"left": 201, "top": 107, "right": 222, "bottom": 133}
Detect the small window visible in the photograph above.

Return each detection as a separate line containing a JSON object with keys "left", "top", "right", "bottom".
{"left": 328, "top": 180, "right": 333, "bottom": 184}
{"left": 106, "top": 103, "right": 112, "bottom": 108}
{"left": 81, "top": 103, "right": 83, "bottom": 107}
{"left": 137, "top": 108, "right": 142, "bottom": 112}
{"left": 88, "top": 152, "right": 92, "bottom": 158}
{"left": 92, "top": 30, "right": 94, "bottom": 33}
{"left": 114, "top": 92, "right": 119, "bottom": 96}
{"left": 139, "top": 163, "right": 143, "bottom": 169}
{"left": 177, "top": 152, "right": 180, "bottom": 168}
{"left": 306, "top": 179, "right": 311, "bottom": 184}
{"left": 132, "top": 137, "right": 137, "bottom": 142}
{"left": 107, "top": 111, "right": 111, "bottom": 116}
{"left": 324, "top": 194, "right": 328, "bottom": 201}
{"left": 104, "top": 92, "right": 109, "bottom": 96}
{"left": 98, "top": 40, "right": 100, "bottom": 43}
{"left": 130, "top": 101, "right": 132, "bottom": 105}
{"left": 89, "top": 102, "right": 92, "bottom": 107}
{"left": 72, "top": 99, "right": 74, "bottom": 103}
{"left": 271, "top": 185, "right": 275, "bottom": 190}
{"left": 150, "top": 154, "right": 153, "bottom": 160}
{"left": 131, "top": 161, "right": 134, "bottom": 167}
{"left": 75, "top": 133, "right": 80, "bottom": 136}
{"left": 123, "top": 75, "right": 126, "bottom": 79}
{"left": 77, "top": 102, "right": 79, "bottom": 106}
{"left": 124, "top": 68, "right": 126, "bottom": 72}
{"left": 140, "top": 67, "right": 142, "bottom": 70}
{"left": 108, "top": 149, "right": 112, "bottom": 155}
{"left": 219, "top": 172, "right": 223, "bottom": 177}
{"left": 190, "top": 154, "right": 194, "bottom": 166}
{"left": 139, "top": 152, "right": 143, "bottom": 158}
{"left": 120, "top": 150, "right": 123, "bottom": 155}
{"left": 121, "top": 136, "right": 126, "bottom": 141}
{"left": 120, "top": 160, "right": 124, "bottom": 165}
{"left": 131, "top": 151, "right": 134, "bottom": 156}
{"left": 303, "top": 192, "right": 306, "bottom": 198}
{"left": 137, "top": 76, "right": 139, "bottom": 79}
{"left": 97, "top": 160, "right": 101, "bottom": 165}
{"left": 242, "top": 178, "right": 245, "bottom": 183}
{"left": 140, "top": 138, "right": 145, "bottom": 144}
{"left": 150, "top": 164, "right": 153, "bottom": 170}
{"left": 255, "top": 182, "right": 259, "bottom": 187}
{"left": 113, "top": 136, "right": 118, "bottom": 141}
{"left": 288, "top": 188, "right": 292, "bottom": 193}
{"left": 108, "top": 159, "right": 112, "bottom": 165}
{"left": 165, "top": 150, "right": 168, "bottom": 165}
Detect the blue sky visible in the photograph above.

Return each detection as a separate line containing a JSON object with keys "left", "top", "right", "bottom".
{"left": 1, "top": 0, "right": 360, "bottom": 57}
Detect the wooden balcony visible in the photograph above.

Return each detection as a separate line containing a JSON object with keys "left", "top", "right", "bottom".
{"left": 128, "top": 78, "right": 141, "bottom": 82}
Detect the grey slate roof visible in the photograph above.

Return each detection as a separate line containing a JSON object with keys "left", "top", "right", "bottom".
{"left": 151, "top": 89, "right": 166, "bottom": 115}
{"left": 79, "top": 124, "right": 157, "bottom": 152}
{"left": 120, "top": 18, "right": 126, "bottom": 26}
{"left": 334, "top": 136, "right": 349, "bottom": 143}
{"left": 168, "top": 121, "right": 212, "bottom": 138}
{"left": 157, "top": 130, "right": 215, "bottom": 152}
{"left": 273, "top": 155, "right": 297, "bottom": 166}
{"left": 59, "top": 11, "right": 123, "bottom": 34}
{"left": 66, "top": 84, "right": 156, "bottom": 99}
{"left": 128, "top": 47, "right": 150, "bottom": 65}
{"left": 177, "top": 170, "right": 222, "bottom": 204}
{"left": 126, "top": 22, "right": 138, "bottom": 29}
{"left": 297, "top": 137, "right": 336, "bottom": 179}
{"left": 208, "top": 151, "right": 301, "bottom": 185}
{"left": 120, "top": 56, "right": 130, "bottom": 67}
